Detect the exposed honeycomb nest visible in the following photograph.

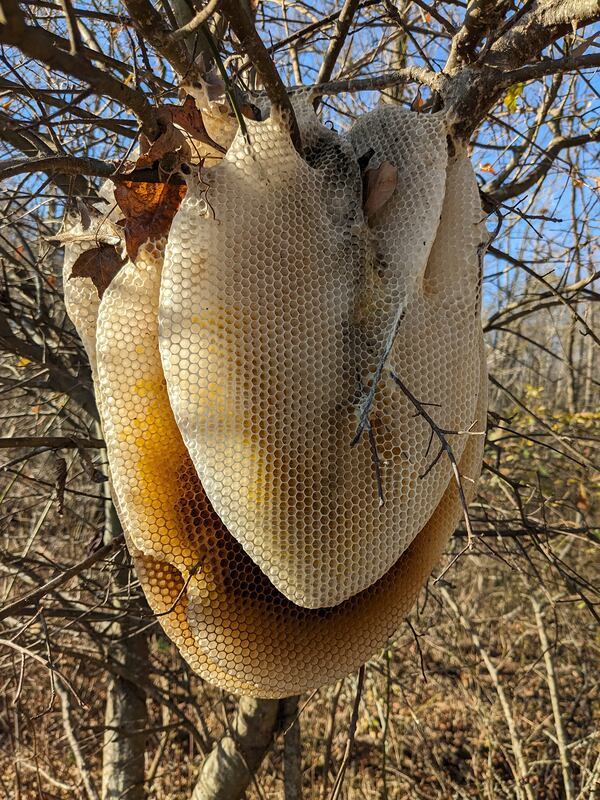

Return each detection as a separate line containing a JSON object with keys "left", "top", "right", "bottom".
{"left": 63, "top": 96, "right": 487, "bottom": 697}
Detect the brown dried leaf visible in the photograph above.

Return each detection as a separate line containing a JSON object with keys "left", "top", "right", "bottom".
{"left": 363, "top": 161, "right": 398, "bottom": 222}
{"left": 113, "top": 180, "right": 187, "bottom": 262}
{"left": 70, "top": 244, "right": 126, "bottom": 299}
{"left": 137, "top": 122, "right": 188, "bottom": 170}
{"left": 135, "top": 97, "right": 226, "bottom": 170}
{"left": 165, "top": 95, "right": 226, "bottom": 153}
{"left": 78, "top": 448, "right": 107, "bottom": 484}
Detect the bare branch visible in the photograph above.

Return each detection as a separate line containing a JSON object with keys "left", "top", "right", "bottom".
{"left": 0, "top": 535, "right": 125, "bottom": 623}
{"left": 503, "top": 51, "right": 600, "bottom": 83}
{"left": 316, "top": 0, "right": 361, "bottom": 85}
{"left": 0, "top": 436, "right": 105, "bottom": 449}
{"left": 58, "top": 0, "right": 83, "bottom": 55}
{"left": 220, "top": 0, "right": 301, "bottom": 152}
{"left": 306, "top": 66, "right": 441, "bottom": 96}
{"left": 487, "top": 130, "right": 600, "bottom": 202}
{"left": 0, "top": 0, "right": 160, "bottom": 139}
{"left": 531, "top": 598, "right": 575, "bottom": 800}
{"left": 329, "top": 666, "right": 365, "bottom": 800}
{"left": 487, "top": 0, "right": 600, "bottom": 70}
{"left": 446, "top": 0, "right": 503, "bottom": 71}
{"left": 121, "top": 0, "right": 195, "bottom": 75}
{"left": 0, "top": 155, "right": 117, "bottom": 182}
{"left": 56, "top": 682, "right": 100, "bottom": 800}
{"left": 167, "top": 0, "right": 221, "bottom": 42}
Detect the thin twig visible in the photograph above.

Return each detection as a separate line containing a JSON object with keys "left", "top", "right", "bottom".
{"left": 0, "top": 436, "right": 104, "bottom": 450}
{"left": 316, "top": 0, "right": 362, "bottom": 85}
{"left": 305, "top": 66, "right": 441, "bottom": 97}
{"left": 531, "top": 598, "right": 575, "bottom": 800}
{"left": 0, "top": 534, "right": 124, "bottom": 622}
{"left": 219, "top": 0, "right": 301, "bottom": 152}
{"left": 441, "top": 589, "right": 535, "bottom": 800}
{"left": 167, "top": 0, "right": 221, "bottom": 42}
{"left": 55, "top": 681, "right": 100, "bottom": 800}
{"left": 389, "top": 370, "right": 477, "bottom": 545}
{"left": 329, "top": 666, "right": 365, "bottom": 800}
{"left": 59, "top": 0, "right": 83, "bottom": 54}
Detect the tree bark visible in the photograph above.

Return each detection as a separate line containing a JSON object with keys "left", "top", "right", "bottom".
{"left": 282, "top": 696, "right": 302, "bottom": 800}
{"left": 101, "top": 495, "right": 149, "bottom": 800}
{"left": 192, "top": 696, "right": 280, "bottom": 800}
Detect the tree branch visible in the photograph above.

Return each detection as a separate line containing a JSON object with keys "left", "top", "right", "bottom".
{"left": 121, "top": 0, "right": 196, "bottom": 76}
{"left": 503, "top": 51, "right": 600, "bottom": 83}
{"left": 0, "top": 436, "right": 105, "bottom": 449}
{"left": 305, "top": 66, "right": 441, "bottom": 97}
{"left": 0, "top": 156, "right": 187, "bottom": 184}
{"left": 0, "top": 0, "right": 160, "bottom": 139}
{"left": 446, "top": 0, "right": 502, "bottom": 71}
{"left": 167, "top": 0, "right": 221, "bottom": 42}
{"left": 0, "top": 310, "right": 97, "bottom": 416}
{"left": 486, "top": 0, "right": 600, "bottom": 70}
{"left": 0, "top": 534, "right": 125, "bottom": 623}
{"left": 0, "top": 155, "right": 117, "bottom": 182}
{"left": 220, "top": 0, "right": 301, "bottom": 152}
{"left": 315, "top": 0, "right": 361, "bottom": 85}
{"left": 192, "top": 696, "right": 279, "bottom": 800}
{"left": 486, "top": 130, "right": 600, "bottom": 202}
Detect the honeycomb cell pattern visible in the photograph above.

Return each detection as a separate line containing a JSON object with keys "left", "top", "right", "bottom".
{"left": 64, "top": 96, "right": 488, "bottom": 697}
{"left": 159, "top": 101, "right": 485, "bottom": 608}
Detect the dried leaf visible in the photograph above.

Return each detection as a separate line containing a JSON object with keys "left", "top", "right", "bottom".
{"left": 70, "top": 244, "right": 126, "bottom": 299}
{"left": 135, "top": 96, "right": 225, "bottom": 172}
{"left": 480, "top": 162, "right": 496, "bottom": 174}
{"left": 137, "top": 122, "right": 188, "bottom": 170}
{"left": 363, "top": 161, "right": 398, "bottom": 222}
{"left": 413, "top": 92, "right": 425, "bottom": 111}
{"left": 78, "top": 448, "right": 107, "bottom": 484}
{"left": 113, "top": 180, "right": 186, "bottom": 262}
{"left": 75, "top": 198, "right": 95, "bottom": 230}
{"left": 171, "top": 96, "right": 211, "bottom": 139}
{"left": 165, "top": 95, "right": 226, "bottom": 153}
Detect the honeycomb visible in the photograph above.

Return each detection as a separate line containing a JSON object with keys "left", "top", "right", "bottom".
{"left": 159, "top": 103, "right": 483, "bottom": 608}
{"left": 64, "top": 96, "right": 488, "bottom": 697}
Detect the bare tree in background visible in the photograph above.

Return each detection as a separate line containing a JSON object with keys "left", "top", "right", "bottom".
{"left": 0, "top": 1, "right": 598, "bottom": 798}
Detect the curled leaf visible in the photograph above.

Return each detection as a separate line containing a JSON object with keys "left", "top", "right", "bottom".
{"left": 167, "top": 95, "right": 226, "bottom": 153}
{"left": 137, "top": 122, "right": 189, "bottom": 170}
{"left": 113, "top": 180, "right": 186, "bottom": 262}
{"left": 70, "top": 244, "right": 126, "bottom": 299}
{"left": 78, "top": 447, "right": 107, "bottom": 484}
{"left": 363, "top": 161, "right": 398, "bottom": 222}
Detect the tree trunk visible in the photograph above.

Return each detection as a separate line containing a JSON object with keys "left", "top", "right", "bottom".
{"left": 192, "top": 696, "right": 280, "bottom": 800}
{"left": 101, "top": 494, "right": 149, "bottom": 800}
{"left": 282, "top": 696, "right": 302, "bottom": 800}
